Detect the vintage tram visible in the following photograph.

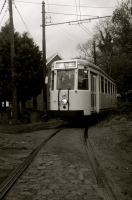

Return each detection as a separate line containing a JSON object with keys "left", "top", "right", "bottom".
{"left": 49, "top": 59, "right": 117, "bottom": 119}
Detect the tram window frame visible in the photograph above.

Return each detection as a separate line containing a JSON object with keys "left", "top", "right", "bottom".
{"left": 111, "top": 83, "right": 113, "bottom": 96}
{"left": 108, "top": 81, "right": 110, "bottom": 95}
{"left": 101, "top": 76, "right": 104, "bottom": 93}
{"left": 78, "top": 69, "right": 89, "bottom": 90}
{"left": 115, "top": 85, "right": 117, "bottom": 96}
{"left": 105, "top": 79, "right": 108, "bottom": 94}
{"left": 113, "top": 85, "right": 115, "bottom": 96}
{"left": 99, "top": 75, "right": 100, "bottom": 92}
{"left": 51, "top": 71, "right": 54, "bottom": 91}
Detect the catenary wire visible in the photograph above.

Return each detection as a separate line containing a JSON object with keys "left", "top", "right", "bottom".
{"left": 0, "top": 9, "right": 7, "bottom": 26}
{"left": 78, "top": 0, "right": 81, "bottom": 21}
{"left": 81, "top": 24, "right": 102, "bottom": 42}
{"left": 13, "top": 1, "right": 115, "bottom": 8}
{"left": 49, "top": 25, "right": 79, "bottom": 44}
{"left": 81, "top": 24, "right": 97, "bottom": 38}
{"left": 46, "top": 0, "right": 51, "bottom": 18}
{"left": 45, "top": 12, "right": 98, "bottom": 17}
{"left": 48, "top": 18, "right": 81, "bottom": 45}
{"left": 0, "top": 0, "right": 6, "bottom": 16}
{"left": 13, "top": 1, "right": 33, "bottom": 38}
{"left": 45, "top": 16, "right": 111, "bottom": 26}
{"left": 46, "top": 16, "right": 82, "bottom": 44}
{"left": 46, "top": 16, "right": 84, "bottom": 43}
{"left": 79, "top": 24, "right": 93, "bottom": 37}
{"left": 46, "top": 12, "right": 86, "bottom": 43}
{"left": 75, "top": 0, "right": 78, "bottom": 21}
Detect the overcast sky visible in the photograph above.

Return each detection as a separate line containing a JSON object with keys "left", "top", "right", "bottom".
{"left": 0, "top": 0, "right": 123, "bottom": 60}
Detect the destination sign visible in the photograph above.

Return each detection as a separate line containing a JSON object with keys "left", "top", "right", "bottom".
{"left": 55, "top": 62, "right": 77, "bottom": 69}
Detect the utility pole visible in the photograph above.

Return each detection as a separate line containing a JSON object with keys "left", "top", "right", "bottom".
{"left": 8, "top": 0, "right": 18, "bottom": 124}
{"left": 42, "top": 1, "right": 48, "bottom": 121}
{"left": 93, "top": 40, "right": 97, "bottom": 65}
{"left": 131, "top": 0, "right": 132, "bottom": 15}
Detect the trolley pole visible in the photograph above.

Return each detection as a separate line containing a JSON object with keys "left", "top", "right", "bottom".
{"left": 8, "top": 0, "right": 18, "bottom": 124}
{"left": 42, "top": 1, "right": 48, "bottom": 121}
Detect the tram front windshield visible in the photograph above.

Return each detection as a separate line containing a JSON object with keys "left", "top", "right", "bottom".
{"left": 57, "top": 70, "right": 75, "bottom": 90}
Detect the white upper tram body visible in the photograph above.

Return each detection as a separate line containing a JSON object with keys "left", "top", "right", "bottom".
{"left": 50, "top": 59, "right": 117, "bottom": 118}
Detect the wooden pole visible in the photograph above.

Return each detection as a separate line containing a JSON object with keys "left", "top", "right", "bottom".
{"left": 8, "top": 0, "right": 18, "bottom": 124}
{"left": 42, "top": 1, "right": 48, "bottom": 121}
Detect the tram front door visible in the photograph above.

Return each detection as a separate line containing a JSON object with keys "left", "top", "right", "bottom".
{"left": 91, "top": 73, "right": 97, "bottom": 112}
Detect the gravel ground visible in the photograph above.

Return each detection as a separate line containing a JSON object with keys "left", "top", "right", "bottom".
{"left": 89, "top": 116, "right": 132, "bottom": 200}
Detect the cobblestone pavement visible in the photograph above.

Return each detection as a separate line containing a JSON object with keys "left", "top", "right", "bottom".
{"left": 2, "top": 128, "right": 101, "bottom": 200}
{"left": 0, "top": 129, "right": 54, "bottom": 185}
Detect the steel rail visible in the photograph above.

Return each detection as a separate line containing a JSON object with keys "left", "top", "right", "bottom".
{"left": 84, "top": 127, "right": 117, "bottom": 200}
{"left": 0, "top": 128, "right": 63, "bottom": 199}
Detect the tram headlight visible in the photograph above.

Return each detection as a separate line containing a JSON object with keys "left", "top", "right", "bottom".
{"left": 61, "top": 98, "right": 68, "bottom": 105}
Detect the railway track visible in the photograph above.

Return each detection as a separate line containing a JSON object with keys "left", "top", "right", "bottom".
{"left": 84, "top": 126, "right": 117, "bottom": 200}
{"left": 0, "top": 128, "right": 63, "bottom": 199}
{"left": 0, "top": 125, "right": 118, "bottom": 200}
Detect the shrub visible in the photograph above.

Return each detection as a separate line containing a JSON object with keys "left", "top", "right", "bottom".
{"left": 114, "top": 101, "right": 132, "bottom": 118}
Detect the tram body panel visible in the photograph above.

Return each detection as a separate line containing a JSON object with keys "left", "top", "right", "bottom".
{"left": 99, "top": 93, "right": 117, "bottom": 110}
{"left": 50, "top": 90, "right": 91, "bottom": 115}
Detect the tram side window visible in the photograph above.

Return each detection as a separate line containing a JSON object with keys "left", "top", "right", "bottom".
{"left": 113, "top": 85, "right": 115, "bottom": 96}
{"left": 78, "top": 69, "right": 89, "bottom": 90}
{"left": 115, "top": 86, "right": 117, "bottom": 96}
{"left": 105, "top": 79, "right": 107, "bottom": 94}
{"left": 51, "top": 71, "right": 54, "bottom": 90}
{"left": 101, "top": 76, "right": 104, "bottom": 93}
{"left": 108, "top": 81, "right": 110, "bottom": 95}
{"left": 111, "top": 83, "right": 113, "bottom": 95}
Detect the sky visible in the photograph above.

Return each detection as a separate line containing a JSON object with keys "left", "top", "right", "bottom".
{"left": 0, "top": 0, "right": 123, "bottom": 60}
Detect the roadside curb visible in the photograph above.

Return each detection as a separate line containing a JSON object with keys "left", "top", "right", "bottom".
{"left": 0, "top": 120, "right": 66, "bottom": 134}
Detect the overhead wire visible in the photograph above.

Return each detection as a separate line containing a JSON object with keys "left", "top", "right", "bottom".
{"left": 75, "top": 0, "right": 78, "bottom": 21}
{"left": 0, "top": 9, "right": 7, "bottom": 27}
{"left": 14, "top": 0, "right": 41, "bottom": 4}
{"left": 45, "top": 1, "right": 80, "bottom": 45}
{"left": 47, "top": 18, "right": 84, "bottom": 44}
{"left": 45, "top": 0, "right": 89, "bottom": 44}
{"left": 81, "top": 24, "right": 95, "bottom": 37}
{"left": 50, "top": 24, "right": 79, "bottom": 45}
{"left": 46, "top": 0, "right": 51, "bottom": 18}
{"left": 6, "top": 0, "right": 114, "bottom": 57}
{"left": 78, "top": 1, "right": 84, "bottom": 35}
{"left": 79, "top": 23, "right": 93, "bottom": 37}
{"left": 45, "top": 16, "right": 111, "bottom": 26}
{"left": 13, "top": 1, "right": 115, "bottom": 8}
{"left": 0, "top": 0, "right": 6, "bottom": 16}
{"left": 46, "top": 14, "right": 83, "bottom": 44}
{"left": 73, "top": 3, "right": 108, "bottom": 58}
{"left": 75, "top": 0, "right": 97, "bottom": 40}
{"left": 78, "top": 0, "right": 81, "bottom": 21}
{"left": 13, "top": 1, "right": 33, "bottom": 38}
{"left": 45, "top": 11, "right": 98, "bottom": 17}
{"left": 78, "top": 0, "right": 91, "bottom": 37}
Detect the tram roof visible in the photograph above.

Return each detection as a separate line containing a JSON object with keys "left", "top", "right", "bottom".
{"left": 51, "top": 59, "right": 116, "bottom": 84}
